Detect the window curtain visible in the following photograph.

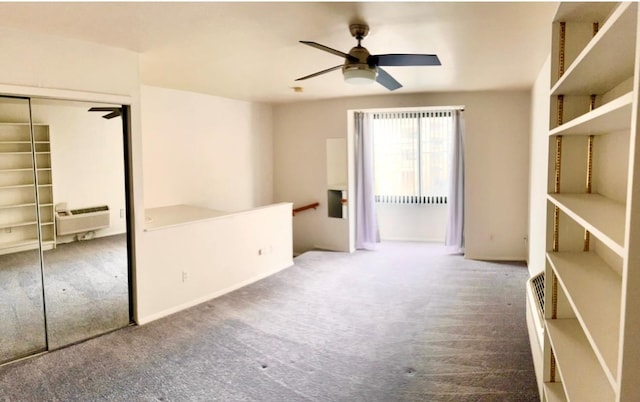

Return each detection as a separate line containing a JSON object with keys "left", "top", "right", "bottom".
{"left": 354, "top": 111, "right": 380, "bottom": 250}
{"left": 445, "top": 110, "right": 465, "bottom": 253}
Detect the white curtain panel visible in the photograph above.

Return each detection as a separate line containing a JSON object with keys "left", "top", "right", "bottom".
{"left": 354, "top": 111, "right": 380, "bottom": 250}
{"left": 445, "top": 110, "right": 465, "bottom": 254}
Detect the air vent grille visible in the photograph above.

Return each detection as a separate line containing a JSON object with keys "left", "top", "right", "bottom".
{"left": 530, "top": 271, "right": 545, "bottom": 317}
{"left": 70, "top": 205, "right": 109, "bottom": 215}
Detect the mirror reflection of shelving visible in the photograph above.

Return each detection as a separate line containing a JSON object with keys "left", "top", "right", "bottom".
{"left": 0, "top": 123, "right": 55, "bottom": 255}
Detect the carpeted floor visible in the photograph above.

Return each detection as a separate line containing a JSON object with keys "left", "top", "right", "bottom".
{"left": 0, "top": 241, "right": 538, "bottom": 401}
{"left": 42, "top": 234, "right": 130, "bottom": 349}
{"left": 0, "top": 234, "right": 130, "bottom": 364}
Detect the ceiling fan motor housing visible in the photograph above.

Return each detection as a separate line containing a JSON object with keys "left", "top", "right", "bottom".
{"left": 342, "top": 46, "right": 377, "bottom": 75}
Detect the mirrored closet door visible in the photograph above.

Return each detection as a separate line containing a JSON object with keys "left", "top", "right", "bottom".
{"left": 0, "top": 96, "right": 132, "bottom": 364}
{"left": 31, "top": 98, "right": 131, "bottom": 349}
{"left": 0, "top": 96, "right": 48, "bottom": 364}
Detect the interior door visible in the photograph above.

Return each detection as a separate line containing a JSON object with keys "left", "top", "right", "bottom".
{"left": 0, "top": 96, "right": 48, "bottom": 364}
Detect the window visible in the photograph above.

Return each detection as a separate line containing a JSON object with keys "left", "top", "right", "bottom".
{"left": 372, "top": 110, "right": 453, "bottom": 204}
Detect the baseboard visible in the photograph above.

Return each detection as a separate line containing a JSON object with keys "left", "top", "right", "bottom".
{"left": 464, "top": 254, "right": 526, "bottom": 262}
{"left": 136, "top": 259, "right": 294, "bottom": 325}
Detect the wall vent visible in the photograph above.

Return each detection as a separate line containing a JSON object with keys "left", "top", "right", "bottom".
{"left": 529, "top": 271, "right": 545, "bottom": 323}
{"left": 56, "top": 205, "right": 110, "bottom": 236}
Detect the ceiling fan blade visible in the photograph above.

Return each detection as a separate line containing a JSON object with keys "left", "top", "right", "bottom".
{"left": 372, "top": 54, "right": 441, "bottom": 66}
{"left": 376, "top": 67, "right": 402, "bottom": 91}
{"left": 295, "top": 65, "right": 343, "bottom": 81}
{"left": 102, "top": 110, "right": 122, "bottom": 119}
{"left": 300, "top": 41, "right": 358, "bottom": 62}
{"left": 89, "top": 106, "right": 121, "bottom": 119}
{"left": 89, "top": 107, "right": 119, "bottom": 112}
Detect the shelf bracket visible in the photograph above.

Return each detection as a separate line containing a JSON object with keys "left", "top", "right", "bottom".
{"left": 558, "top": 21, "right": 566, "bottom": 79}
{"left": 584, "top": 134, "right": 594, "bottom": 251}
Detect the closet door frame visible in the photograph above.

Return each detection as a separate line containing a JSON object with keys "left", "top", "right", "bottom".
{"left": 0, "top": 86, "right": 136, "bottom": 365}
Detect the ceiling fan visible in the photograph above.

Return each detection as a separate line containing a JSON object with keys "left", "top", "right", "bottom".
{"left": 88, "top": 107, "right": 121, "bottom": 119}
{"left": 296, "top": 24, "right": 441, "bottom": 91}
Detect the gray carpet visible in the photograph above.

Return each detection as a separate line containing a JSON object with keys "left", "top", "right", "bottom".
{"left": 0, "top": 234, "right": 129, "bottom": 364}
{"left": 0, "top": 241, "right": 537, "bottom": 401}
{"left": 42, "top": 234, "right": 129, "bottom": 349}
{"left": 0, "top": 249, "right": 47, "bottom": 364}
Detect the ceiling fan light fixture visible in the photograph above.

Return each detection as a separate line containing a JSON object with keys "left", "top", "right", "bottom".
{"left": 343, "top": 67, "right": 376, "bottom": 85}
{"left": 297, "top": 23, "right": 439, "bottom": 90}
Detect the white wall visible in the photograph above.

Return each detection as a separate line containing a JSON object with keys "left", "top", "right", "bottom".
{"left": 31, "top": 101, "right": 127, "bottom": 241}
{"left": 137, "top": 203, "right": 293, "bottom": 324}
{"left": 528, "top": 55, "right": 551, "bottom": 274}
{"left": 0, "top": 28, "right": 139, "bottom": 98}
{"left": 274, "top": 91, "right": 531, "bottom": 260}
{"left": 140, "top": 85, "right": 273, "bottom": 211}
{"left": 377, "top": 204, "right": 447, "bottom": 242}
{"left": 137, "top": 85, "right": 286, "bottom": 322}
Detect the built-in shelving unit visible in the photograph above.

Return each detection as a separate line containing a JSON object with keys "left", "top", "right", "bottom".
{"left": 0, "top": 123, "right": 55, "bottom": 255}
{"left": 538, "top": 2, "right": 640, "bottom": 401}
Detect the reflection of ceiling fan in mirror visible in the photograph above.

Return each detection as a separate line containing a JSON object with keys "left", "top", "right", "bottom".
{"left": 296, "top": 23, "right": 441, "bottom": 91}
{"left": 88, "top": 107, "right": 121, "bottom": 119}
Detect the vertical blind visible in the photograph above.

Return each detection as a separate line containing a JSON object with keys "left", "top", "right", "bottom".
{"left": 372, "top": 110, "right": 454, "bottom": 204}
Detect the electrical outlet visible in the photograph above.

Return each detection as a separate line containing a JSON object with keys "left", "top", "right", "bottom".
{"left": 182, "top": 271, "right": 188, "bottom": 282}
{"left": 120, "top": 209, "right": 125, "bottom": 218}
{"left": 5, "top": 227, "right": 11, "bottom": 233}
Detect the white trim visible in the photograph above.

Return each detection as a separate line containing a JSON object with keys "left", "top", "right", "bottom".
{"left": 348, "top": 105, "right": 465, "bottom": 114}
{"left": 0, "top": 83, "right": 132, "bottom": 105}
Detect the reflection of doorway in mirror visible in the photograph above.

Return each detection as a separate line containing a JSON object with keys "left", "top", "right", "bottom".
{"left": 33, "top": 98, "right": 131, "bottom": 350}
{"left": 326, "top": 138, "right": 347, "bottom": 219}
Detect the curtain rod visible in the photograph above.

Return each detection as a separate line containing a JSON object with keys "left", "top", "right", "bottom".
{"left": 352, "top": 105, "right": 465, "bottom": 113}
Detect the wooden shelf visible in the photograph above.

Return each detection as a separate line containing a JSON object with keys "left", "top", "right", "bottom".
{"left": 544, "top": 382, "right": 567, "bottom": 402}
{"left": 0, "top": 239, "right": 38, "bottom": 250}
{"left": 546, "top": 319, "right": 615, "bottom": 401}
{"left": 0, "top": 184, "right": 35, "bottom": 189}
{"left": 0, "top": 239, "right": 55, "bottom": 256}
{"left": 540, "top": 3, "right": 640, "bottom": 400}
{"left": 547, "top": 251, "right": 621, "bottom": 384}
{"left": 549, "top": 92, "right": 632, "bottom": 136}
{"left": 0, "top": 203, "right": 36, "bottom": 210}
{"left": 552, "top": 2, "right": 637, "bottom": 96}
{"left": 0, "top": 168, "right": 34, "bottom": 173}
{"left": 0, "top": 220, "right": 37, "bottom": 230}
{"left": 548, "top": 193, "right": 625, "bottom": 255}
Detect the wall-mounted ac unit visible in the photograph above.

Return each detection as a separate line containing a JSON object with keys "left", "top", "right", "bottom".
{"left": 56, "top": 205, "right": 110, "bottom": 236}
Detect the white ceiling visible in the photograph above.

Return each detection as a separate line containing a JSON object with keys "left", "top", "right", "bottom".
{"left": 0, "top": 2, "right": 559, "bottom": 104}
